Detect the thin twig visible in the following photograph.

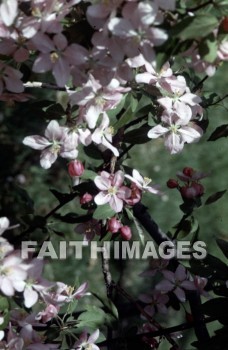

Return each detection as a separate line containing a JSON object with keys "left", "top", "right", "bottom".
{"left": 24, "top": 81, "right": 74, "bottom": 91}
{"left": 186, "top": 0, "right": 214, "bottom": 12}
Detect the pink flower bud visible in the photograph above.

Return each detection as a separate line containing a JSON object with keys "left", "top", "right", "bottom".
{"left": 120, "top": 226, "right": 132, "bottom": 240}
{"left": 183, "top": 167, "right": 194, "bottom": 177}
{"left": 107, "top": 217, "right": 122, "bottom": 233}
{"left": 167, "top": 179, "right": 178, "bottom": 189}
{"left": 180, "top": 182, "right": 204, "bottom": 199}
{"left": 80, "top": 193, "right": 93, "bottom": 205}
{"left": 68, "top": 160, "right": 84, "bottom": 177}
{"left": 125, "top": 183, "right": 141, "bottom": 205}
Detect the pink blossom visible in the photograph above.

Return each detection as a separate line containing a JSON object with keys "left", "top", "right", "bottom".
{"left": 86, "top": 0, "right": 123, "bottom": 29}
{"left": 158, "top": 75, "right": 203, "bottom": 117}
{"left": 155, "top": 265, "right": 196, "bottom": 302}
{"left": 0, "top": 324, "right": 24, "bottom": 350}
{"left": 125, "top": 169, "right": 161, "bottom": 194}
{"left": 32, "top": 32, "right": 84, "bottom": 86}
{"left": 120, "top": 226, "right": 132, "bottom": 240}
{"left": 23, "top": 120, "right": 78, "bottom": 169}
{"left": 194, "top": 276, "right": 209, "bottom": 297}
{"left": 92, "top": 113, "right": 119, "bottom": 156}
{"left": 139, "top": 291, "right": 169, "bottom": 316}
{"left": 72, "top": 329, "right": 100, "bottom": 350}
{"left": 80, "top": 193, "right": 93, "bottom": 205}
{"left": 176, "top": 167, "right": 209, "bottom": 182}
{"left": 135, "top": 62, "right": 173, "bottom": 87}
{"left": 124, "top": 183, "right": 141, "bottom": 206}
{"left": 107, "top": 217, "right": 122, "bottom": 233}
{"left": 75, "top": 219, "right": 101, "bottom": 242}
{"left": 147, "top": 111, "right": 203, "bottom": 154}
{"left": 42, "top": 281, "right": 88, "bottom": 306}
{"left": 140, "top": 258, "right": 169, "bottom": 277}
{"left": 36, "top": 304, "right": 60, "bottom": 323}
{"left": 69, "top": 75, "right": 129, "bottom": 129}
{"left": 94, "top": 170, "right": 131, "bottom": 213}
{"left": 0, "top": 92, "right": 33, "bottom": 105}
{"left": 0, "top": 35, "right": 30, "bottom": 62}
{"left": 23, "top": 259, "right": 54, "bottom": 308}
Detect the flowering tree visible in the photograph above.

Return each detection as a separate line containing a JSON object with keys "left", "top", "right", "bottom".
{"left": 0, "top": 0, "right": 228, "bottom": 349}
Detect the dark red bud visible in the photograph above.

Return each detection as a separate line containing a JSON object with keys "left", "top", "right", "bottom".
{"left": 167, "top": 179, "right": 178, "bottom": 189}
{"left": 68, "top": 160, "right": 84, "bottom": 177}
{"left": 183, "top": 167, "right": 194, "bottom": 177}
{"left": 120, "top": 226, "right": 132, "bottom": 240}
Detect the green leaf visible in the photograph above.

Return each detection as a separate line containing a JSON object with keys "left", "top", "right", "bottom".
{"left": 81, "top": 170, "right": 97, "bottom": 181}
{"left": 125, "top": 208, "right": 145, "bottom": 246}
{"left": 77, "top": 305, "right": 106, "bottom": 329}
{"left": 0, "top": 296, "right": 9, "bottom": 310}
{"left": 114, "top": 106, "right": 134, "bottom": 130}
{"left": 93, "top": 204, "right": 116, "bottom": 220}
{"left": 93, "top": 293, "right": 119, "bottom": 320}
{"left": 44, "top": 103, "right": 65, "bottom": 119}
{"left": 208, "top": 124, "right": 228, "bottom": 141}
{"left": 216, "top": 238, "right": 228, "bottom": 259}
{"left": 124, "top": 125, "right": 151, "bottom": 144}
{"left": 172, "top": 14, "right": 219, "bottom": 40}
{"left": 205, "top": 190, "right": 226, "bottom": 205}
{"left": 199, "top": 34, "right": 218, "bottom": 63}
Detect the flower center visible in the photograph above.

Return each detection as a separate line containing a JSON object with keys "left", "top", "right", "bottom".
{"left": 108, "top": 186, "right": 117, "bottom": 195}
{"left": 50, "top": 52, "right": 59, "bottom": 63}
{"left": 170, "top": 124, "right": 180, "bottom": 134}
{"left": 143, "top": 177, "right": 151, "bottom": 186}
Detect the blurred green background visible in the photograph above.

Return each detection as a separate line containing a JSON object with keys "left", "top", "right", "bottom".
{"left": 0, "top": 62, "right": 227, "bottom": 349}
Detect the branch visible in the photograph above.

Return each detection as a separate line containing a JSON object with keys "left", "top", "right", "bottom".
{"left": 186, "top": 0, "right": 214, "bottom": 12}
{"left": 133, "top": 202, "right": 210, "bottom": 346}
{"left": 24, "top": 81, "right": 74, "bottom": 91}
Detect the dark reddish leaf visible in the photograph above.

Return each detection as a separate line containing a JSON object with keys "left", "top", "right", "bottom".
{"left": 205, "top": 190, "right": 227, "bottom": 205}
{"left": 208, "top": 124, "right": 228, "bottom": 141}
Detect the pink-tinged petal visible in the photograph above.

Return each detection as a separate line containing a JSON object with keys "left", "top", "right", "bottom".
{"left": 125, "top": 174, "right": 141, "bottom": 188}
{"left": 87, "top": 3, "right": 111, "bottom": 19}
{"left": 180, "top": 93, "right": 202, "bottom": 106}
{"left": 173, "top": 101, "right": 192, "bottom": 121}
{"left": 85, "top": 104, "right": 103, "bottom": 129}
{"left": 136, "top": 72, "right": 157, "bottom": 84}
{"left": 179, "top": 125, "right": 203, "bottom": 143}
{"left": 94, "top": 192, "right": 110, "bottom": 205}
{"left": 102, "top": 137, "right": 119, "bottom": 157}
{"left": 0, "top": 0, "right": 18, "bottom": 26}
{"left": 14, "top": 47, "right": 30, "bottom": 62}
{"left": 117, "top": 186, "right": 131, "bottom": 200}
{"left": 138, "top": 1, "right": 158, "bottom": 26}
{"left": 60, "top": 148, "right": 78, "bottom": 159}
{"left": 91, "top": 345, "right": 100, "bottom": 350}
{"left": 53, "top": 58, "right": 70, "bottom": 87}
{"left": 1, "top": 278, "right": 14, "bottom": 296}
{"left": 44, "top": 120, "right": 62, "bottom": 141}
{"left": 0, "top": 217, "right": 10, "bottom": 235}
{"left": 0, "top": 39, "right": 15, "bottom": 55}
{"left": 78, "top": 129, "right": 92, "bottom": 146}
{"left": 92, "top": 129, "right": 102, "bottom": 144}
{"left": 148, "top": 125, "right": 168, "bottom": 139}
{"left": 109, "top": 195, "right": 123, "bottom": 213}
{"left": 23, "top": 136, "right": 51, "bottom": 150}
{"left": 94, "top": 176, "right": 110, "bottom": 190}
{"left": 155, "top": 280, "right": 173, "bottom": 292}
{"left": 175, "top": 265, "right": 186, "bottom": 281}
{"left": 164, "top": 133, "right": 184, "bottom": 154}
{"left": 64, "top": 44, "right": 88, "bottom": 65}
{"left": 157, "top": 96, "right": 173, "bottom": 110}
{"left": 162, "top": 270, "right": 175, "bottom": 282}
{"left": 113, "top": 170, "right": 124, "bottom": 187}
{"left": 148, "top": 27, "right": 168, "bottom": 46}
{"left": 24, "top": 287, "right": 38, "bottom": 308}
{"left": 181, "top": 281, "right": 196, "bottom": 290}
{"left": 132, "top": 169, "right": 144, "bottom": 184}
{"left": 53, "top": 33, "right": 68, "bottom": 51}
{"left": 147, "top": 185, "right": 161, "bottom": 195}
{"left": 40, "top": 149, "right": 58, "bottom": 169}
{"left": 4, "top": 76, "right": 24, "bottom": 93}
{"left": 88, "top": 329, "right": 99, "bottom": 343}
{"left": 31, "top": 32, "right": 55, "bottom": 53}
{"left": 32, "top": 54, "right": 52, "bottom": 73}
{"left": 174, "top": 287, "right": 186, "bottom": 302}
{"left": 73, "top": 282, "right": 88, "bottom": 298}
{"left": 108, "top": 18, "right": 136, "bottom": 38}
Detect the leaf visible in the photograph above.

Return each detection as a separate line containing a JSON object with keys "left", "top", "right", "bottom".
{"left": 124, "top": 125, "right": 151, "bottom": 144}
{"left": 205, "top": 190, "right": 226, "bottom": 205}
{"left": 189, "top": 254, "right": 228, "bottom": 280}
{"left": 93, "top": 204, "right": 116, "bottom": 220}
{"left": 0, "top": 296, "right": 9, "bottom": 310}
{"left": 93, "top": 293, "right": 118, "bottom": 320}
{"left": 198, "top": 34, "right": 218, "bottom": 63}
{"left": 125, "top": 208, "right": 145, "bottom": 246}
{"left": 77, "top": 305, "right": 106, "bottom": 329}
{"left": 81, "top": 170, "right": 97, "bottom": 181}
{"left": 114, "top": 106, "right": 134, "bottom": 130}
{"left": 216, "top": 238, "right": 228, "bottom": 259}
{"left": 208, "top": 124, "right": 228, "bottom": 141}
{"left": 172, "top": 14, "right": 219, "bottom": 40}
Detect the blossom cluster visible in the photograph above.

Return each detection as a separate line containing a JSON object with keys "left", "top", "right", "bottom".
{"left": 0, "top": 217, "right": 99, "bottom": 349}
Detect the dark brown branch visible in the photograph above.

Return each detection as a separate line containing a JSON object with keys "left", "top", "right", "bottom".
{"left": 186, "top": 0, "right": 214, "bottom": 12}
